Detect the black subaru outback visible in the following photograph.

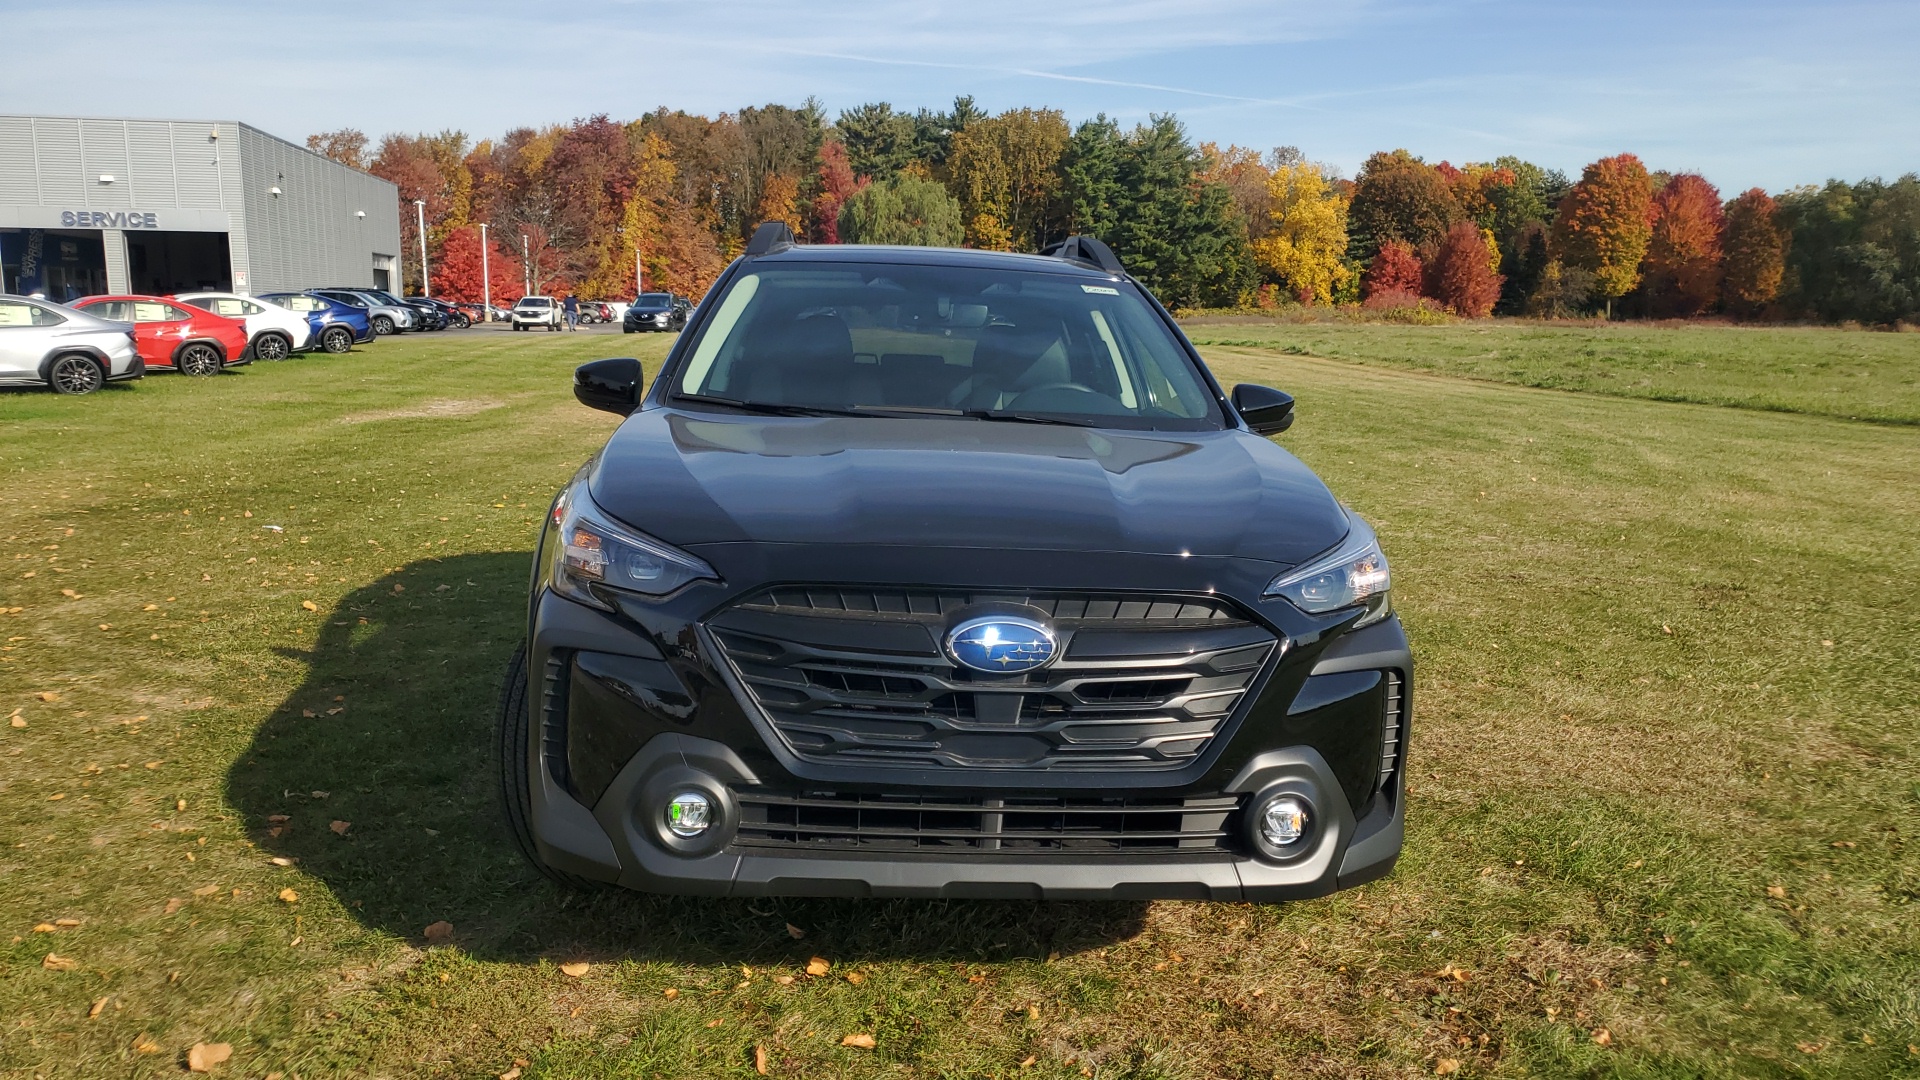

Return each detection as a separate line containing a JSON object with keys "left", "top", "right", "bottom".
{"left": 499, "top": 225, "right": 1410, "bottom": 901}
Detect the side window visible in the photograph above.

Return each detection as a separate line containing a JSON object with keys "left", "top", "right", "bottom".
{"left": 164, "top": 304, "right": 196, "bottom": 322}
{"left": 242, "top": 301, "right": 266, "bottom": 316}
{"left": 182, "top": 298, "right": 214, "bottom": 313}
{"left": 0, "top": 300, "right": 61, "bottom": 326}
{"left": 213, "top": 299, "right": 247, "bottom": 317}
{"left": 131, "top": 301, "right": 178, "bottom": 323}
{"left": 83, "top": 300, "right": 127, "bottom": 321}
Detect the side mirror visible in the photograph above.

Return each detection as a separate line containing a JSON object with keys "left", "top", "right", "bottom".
{"left": 574, "top": 358, "right": 644, "bottom": 416}
{"left": 1232, "top": 383, "right": 1295, "bottom": 435}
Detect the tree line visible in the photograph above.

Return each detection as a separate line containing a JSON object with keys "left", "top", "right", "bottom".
{"left": 307, "top": 99, "right": 1920, "bottom": 324}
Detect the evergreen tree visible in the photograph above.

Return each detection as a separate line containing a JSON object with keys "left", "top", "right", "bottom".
{"left": 1061, "top": 116, "right": 1126, "bottom": 239}
{"left": 836, "top": 102, "right": 916, "bottom": 181}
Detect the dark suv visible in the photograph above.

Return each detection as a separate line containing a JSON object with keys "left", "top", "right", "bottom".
{"left": 622, "top": 292, "right": 683, "bottom": 333}
{"left": 500, "top": 225, "right": 1410, "bottom": 901}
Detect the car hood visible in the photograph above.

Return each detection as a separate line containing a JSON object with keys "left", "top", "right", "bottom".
{"left": 588, "top": 409, "right": 1349, "bottom": 566}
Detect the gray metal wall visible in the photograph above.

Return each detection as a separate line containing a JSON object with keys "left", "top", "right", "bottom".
{"left": 236, "top": 124, "right": 400, "bottom": 293}
{"left": 0, "top": 115, "right": 400, "bottom": 295}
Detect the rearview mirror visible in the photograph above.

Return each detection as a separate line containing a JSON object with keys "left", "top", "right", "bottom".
{"left": 574, "top": 358, "right": 644, "bottom": 416}
{"left": 1232, "top": 384, "right": 1294, "bottom": 435}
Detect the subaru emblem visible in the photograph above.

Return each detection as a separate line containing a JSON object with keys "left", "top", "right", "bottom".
{"left": 945, "top": 616, "right": 1058, "bottom": 674}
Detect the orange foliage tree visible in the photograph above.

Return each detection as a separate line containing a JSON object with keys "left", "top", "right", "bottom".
{"left": 430, "top": 226, "right": 524, "bottom": 304}
{"left": 1552, "top": 153, "right": 1654, "bottom": 317}
{"left": 810, "top": 140, "right": 867, "bottom": 243}
{"left": 1721, "top": 188, "right": 1786, "bottom": 317}
{"left": 1643, "top": 173, "right": 1725, "bottom": 316}
{"left": 1429, "top": 221, "right": 1504, "bottom": 316}
{"left": 1364, "top": 240, "right": 1423, "bottom": 298}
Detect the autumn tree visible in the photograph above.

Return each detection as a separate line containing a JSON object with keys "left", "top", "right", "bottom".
{"left": 306, "top": 129, "right": 368, "bottom": 170}
{"left": 430, "top": 226, "right": 524, "bottom": 303}
{"left": 947, "top": 108, "right": 1070, "bottom": 252}
{"left": 1364, "top": 240, "right": 1423, "bottom": 298}
{"left": 1553, "top": 153, "right": 1654, "bottom": 317}
{"left": 810, "top": 140, "right": 866, "bottom": 243}
{"left": 1251, "top": 162, "right": 1350, "bottom": 304}
{"left": 1200, "top": 143, "right": 1273, "bottom": 240}
{"left": 1346, "top": 150, "right": 1462, "bottom": 264}
{"left": 1640, "top": 173, "right": 1725, "bottom": 316}
{"left": 838, "top": 175, "right": 965, "bottom": 246}
{"left": 1720, "top": 188, "right": 1786, "bottom": 316}
{"left": 1428, "top": 221, "right": 1503, "bottom": 316}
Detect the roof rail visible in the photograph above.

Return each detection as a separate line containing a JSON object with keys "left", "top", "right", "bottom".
{"left": 1041, "top": 235, "right": 1124, "bottom": 274}
{"left": 745, "top": 220, "right": 796, "bottom": 257}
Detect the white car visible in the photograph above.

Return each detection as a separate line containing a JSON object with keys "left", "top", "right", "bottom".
{"left": 173, "top": 292, "right": 312, "bottom": 360}
{"left": 0, "top": 294, "right": 142, "bottom": 395}
{"left": 511, "top": 296, "right": 562, "bottom": 331}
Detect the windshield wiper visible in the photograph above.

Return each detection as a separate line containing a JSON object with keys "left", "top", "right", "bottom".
{"left": 674, "top": 394, "right": 866, "bottom": 418}
{"left": 848, "top": 403, "right": 1098, "bottom": 426}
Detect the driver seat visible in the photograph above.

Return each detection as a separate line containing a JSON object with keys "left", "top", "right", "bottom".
{"left": 951, "top": 321, "right": 1070, "bottom": 411}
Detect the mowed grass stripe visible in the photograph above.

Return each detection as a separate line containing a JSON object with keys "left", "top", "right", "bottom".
{"left": 1, "top": 327, "right": 1915, "bottom": 1078}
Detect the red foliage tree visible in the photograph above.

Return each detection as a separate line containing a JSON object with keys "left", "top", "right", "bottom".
{"left": 1429, "top": 221, "right": 1503, "bottom": 317}
{"left": 810, "top": 140, "right": 869, "bottom": 244}
{"left": 1721, "top": 188, "right": 1786, "bottom": 317}
{"left": 1642, "top": 173, "right": 1725, "bottom": 316}
{"left": 1364, "top": 239, "right": 1423, "bottom": 298}
{"left": 431, "top": 226, "right": 524, "bottom": 304}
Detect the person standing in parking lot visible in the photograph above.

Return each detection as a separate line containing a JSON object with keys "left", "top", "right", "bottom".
{"left": 563, "top": 294, "right": 579, "bottom": 332}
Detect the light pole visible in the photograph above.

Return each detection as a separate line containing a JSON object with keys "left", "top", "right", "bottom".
{"left": 414, "top": 200, "right": 429, "bottom": 297}
{"left": 521, "top": 233, "right": 531, "bottom": 296}
{"left": 635, "top": 244, "right": 644, "bottom": 297}
{"left": 478, "top": 223, "right": 491, "bottom": 321}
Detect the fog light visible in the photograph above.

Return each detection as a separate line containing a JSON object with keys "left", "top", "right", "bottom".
{"left": 1260, "top": 796, "right": 1310, "bottom": 848}
{"left": 665, "top": 791, "right": 712, "bottom": 838}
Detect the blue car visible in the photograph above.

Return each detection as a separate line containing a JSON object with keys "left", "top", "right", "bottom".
{"left": 258, "top": 292, "right": 373, "bottom": 354}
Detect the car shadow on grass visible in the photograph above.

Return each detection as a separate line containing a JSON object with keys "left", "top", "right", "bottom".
{"left": 225, "top": 552, "right": 1147, "bottom": 966}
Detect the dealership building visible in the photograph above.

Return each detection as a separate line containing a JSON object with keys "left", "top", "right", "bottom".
{"left": 0, "top": 115, "right": 402, "bottom": 301}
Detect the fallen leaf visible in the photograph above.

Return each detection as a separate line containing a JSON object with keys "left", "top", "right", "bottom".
{"left": 1435, "top": 1061, "right": 1460, "bottom": 1076}
{"left": 329, "top": 820, "right": 351, "bottom": 835}
{"left": 133, "top": 1033, "right": 161, "bottom": 1054}
{"left": 1020, "top": 1055, "right": 1038, "bottom": 1068}
{"left": 60, "top": 589, "right": 78, "bottom": 598}
{"left": 786, "top": 922, "right": 806, "bottom": 939}
{"left": 42, "top": 953, "right": 77, "bottom": 970}
{"left": 55, "top": 918, "right": 79, "bottom": 927}
{"left": 33, "top": 922, "right": 57, "bottom": 933}
{"left": 192, "top": 884, "right": 220, "bottom": 898}
{"left": 841, "top": 1033, "right": 876, "bottom": 1049}
{"left": 8, "top": 716, "right": 23, "bottom": 728}
{"left": 845, "top": 971, "right": 866, "bottom": 985}
{"left": 754, "top": 1044, "right": 769, "bottom": 1074}
{"left": 1766, "top": 885, "right": 1788, "bottom": 900}
{"left": 301, "top": 709, "right": 317, "bottom": 718}
{"left": 1831, "top": 840, "right": 1856, "bottom": 849}
{"left": 176, "top": 799, "right": 187, "bottom": 811}
{"left": 499, "top": 1069, "right": 521, "bottom": 1080}
{"left": 774, "top": 974, "right": 795, "bottom": 985}
{"left": 89, "top": 996, "right": 108, "bottom": 1018}
{"left": 1592, "top": 1027, "right": 1613, "bottom": 1047}
{"left": 1797, "top": 1042, "right": 1823, "bottom": 1054}
{"left": 1661, "top": 624, "right": 1673, "bottom": 635}
{"left": 38, "top": 691, "right": 59, "bottom": 702}
{"left": 278, "top": 888, "right": 299, "bottom": 904}
{"left": 1028, "top": 1004, "right": 1041, "bottom": 1020}
{"left": 188, "top": 1042, "right": 233, "bottom": 1072}
{"left": 423, "top": 921, "right": 454, "bottom": 944}
{"left": 559, "top": 961, "right": 590, "bottom": 977}
{"left": 267, "top": 814, "right": 290, "bottom": 824}
{"left": 164, "top": 898, "right": 185, "bottom": 914}
{"left": 806, "top": 956, "right": 831, "bottom": 976}
{"left": 662, "top": 987, "right": 679, "bottom": 999}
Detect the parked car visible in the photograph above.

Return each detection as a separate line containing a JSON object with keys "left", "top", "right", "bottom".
{"left": 511, "top": 296, "right": 562, "bottom": 331}
{"left": 579, "top": 301, "right": 613, "bottom": 325}
{"left": 0, "top": 294, "right": 142, "bottom": 394}
{"left": 172, "top": 292, "right": 312, "bottom": 360}
{"left": 410, "top": 297, "right": 471, "bottom": 328}
{"left": 399, "top": 297, "right": 447, "bottom": 331}
{"left": 311, "top": 288, "right": 416, "bottom": 336}
{"left": 258, "top": 292, "right": 373, "bottom": 354}
{"left": 498, "top": 225, "right": 1410, "bottom": 900}
{"left": 621, "top": 292, "right": 683, "bottom": 333}
{"left": 71, "top": 295, "right": 249, "bottom": 375}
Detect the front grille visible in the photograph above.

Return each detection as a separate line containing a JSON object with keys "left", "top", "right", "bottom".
{"left": 735, "top": 789, "right": 1241, "bottom": 854}
{"left": 1380, "top": 670, "right": 1405, "bottom": 791}
{"left": 706, "top": 587, "right": 1280, "bottom": 771}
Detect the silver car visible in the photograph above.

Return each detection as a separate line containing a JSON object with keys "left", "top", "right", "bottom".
{"left": 311, "top": 289, "right": 416, "bottom": 336}
{"left": 0, "top": 294, "right": 142, "bottom": 395}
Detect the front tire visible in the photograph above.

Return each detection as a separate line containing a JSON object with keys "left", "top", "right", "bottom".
{"left": 497, "top": 643, "right": 603, "bottom": 890}
{"left": 253, "top": 332, "right": 291, "bottom": 361}
{"left": 372, "top": 315, "right": 396, "bottom": 336}
{"left": 319, "top": 325, "right": 354, "bottom": 354}
{"left": 48, "top": 354, "right": 104, "bottom": 395}
{"left": 177, "top": 342, "right": 223, "bottom": 376}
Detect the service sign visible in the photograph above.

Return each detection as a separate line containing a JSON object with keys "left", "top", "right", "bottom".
{"left": 60, "top": 209, "right": 160, "bottom": 229}
{"left": 0, "top": 204, "right": 234, "bottom": 232}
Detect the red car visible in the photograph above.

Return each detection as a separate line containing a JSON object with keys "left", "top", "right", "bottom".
{"left": 70, "top": 295, "right": 250, "bottom": 377}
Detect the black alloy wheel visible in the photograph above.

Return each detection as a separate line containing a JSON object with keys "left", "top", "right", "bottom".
{"left": 48, "top": 354, "right": 104, "bottom": 395}
{"left": 372, "top": 315, "right": 396, "bottom": 335}
{"left": 177, "top": 342, "right": 223, "bottom": 377}
{"left": 254, "top": 333, "right": 291, "bottom": 361}
{"left": 320, "top": 325, "right": 354, "bottom": 354}
{"left": 495, "top": 643, "right": 603, "bottom": 890}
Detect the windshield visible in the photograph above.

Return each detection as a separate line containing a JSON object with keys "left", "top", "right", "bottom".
{"left": 632, "top": 294, "right": 672, "bottom": 310}
{"left": 364, "top": 290, "right": 404, "bottom": 306}
{"left": 517, "top": 298, "right": 551, "bottom": 308}
{"left": 671, "top": 261, "right": 1222, "bottom": 430}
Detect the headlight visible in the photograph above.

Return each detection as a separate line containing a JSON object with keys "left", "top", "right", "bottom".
{"left": 1264, "top": 511, "right": 1391, "bottom": 627}
{"left": 548, "top": 486, "right": 717, "bottom": 607}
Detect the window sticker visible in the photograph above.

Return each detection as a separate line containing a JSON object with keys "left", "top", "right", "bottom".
{"left": 1080, "top": 284, "right": 1120, "bottom": 295}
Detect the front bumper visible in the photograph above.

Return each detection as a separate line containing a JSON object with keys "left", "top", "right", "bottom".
{"left": 522, "top": 566, "right": 1411, "bottom": 901}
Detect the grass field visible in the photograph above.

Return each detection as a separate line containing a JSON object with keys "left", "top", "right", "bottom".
{"left": 1184, "top": 320, "right": 1920, "bottom": 425}
{"left": 2, "top": 321, "right": 1917, "bottom": 1079}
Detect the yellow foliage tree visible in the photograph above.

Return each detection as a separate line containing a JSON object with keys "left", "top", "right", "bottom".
{"left": 1250, "top": 163, "right": 1351, "bottom": 305}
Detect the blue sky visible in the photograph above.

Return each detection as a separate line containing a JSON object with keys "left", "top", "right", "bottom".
{"left": 8, "top": 0, "right": 1916, "bottom": 192}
